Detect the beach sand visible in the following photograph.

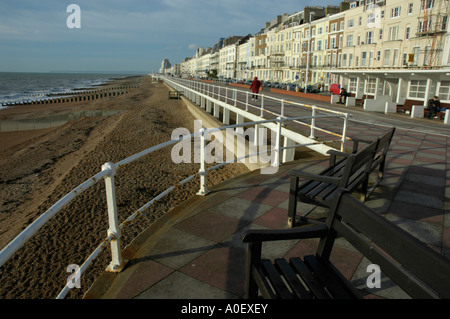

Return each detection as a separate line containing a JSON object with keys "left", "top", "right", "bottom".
{"left": 0, "top": 76, "right": 249, "bottom": 299}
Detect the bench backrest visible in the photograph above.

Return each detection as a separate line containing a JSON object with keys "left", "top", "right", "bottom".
{"left": 316, "top": 189, "right": 450, "bottom": 299}
{"left": 339, "top": 140, "right": 378, "bottom": 189}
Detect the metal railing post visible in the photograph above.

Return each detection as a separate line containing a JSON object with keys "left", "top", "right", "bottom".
{"left": 274, "top": 117, "right": 283, "bottom": 167}
{"left": 341, "top": 113, "right": 349, "bottom": 152}
{"left": 281, "top": 99, "right": 285, "bottom": 118}
{"left": 245, "top": 92, "right": 249, "bottom": 111}
{"left": 260, "top": 95, "right": 264, "bottom": 117}
{"left": 310, "top": 106, "right": 317, "bottom": 139}
{"left": 234, "top": 89, "right": 237, "bottom": 106}
{"left": 197, "top": 128, "right": 209, "bottom": 196}
{"left": 102, "top": 162, "right": 126, "bottom": 273}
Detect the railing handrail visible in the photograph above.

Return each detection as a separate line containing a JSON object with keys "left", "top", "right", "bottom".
{"left": 0, "top": 76, "right": 350, "bottom": 299}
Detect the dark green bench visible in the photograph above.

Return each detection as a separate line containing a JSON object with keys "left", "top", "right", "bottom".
{"left": 287, "top": 128, "right": 395, "bottom": 227}
{"left": 242, "top": 189, "right": 450, "bottom": 299}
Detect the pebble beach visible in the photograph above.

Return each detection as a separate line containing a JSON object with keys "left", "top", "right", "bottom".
{"left": 0, "top": 76, "right": 249, "bottom": 299}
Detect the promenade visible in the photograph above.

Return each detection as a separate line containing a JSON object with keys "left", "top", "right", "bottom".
{"left": 85, "top": 82, "right": 450, "bottom": 300}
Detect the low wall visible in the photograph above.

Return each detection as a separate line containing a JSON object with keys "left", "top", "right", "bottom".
{"left": 270, "top": 88, "right": 332, "bottom": 103}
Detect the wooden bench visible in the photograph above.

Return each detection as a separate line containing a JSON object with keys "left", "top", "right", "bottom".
{"left": 396, "top": 99, "right": 423, "bottom": 113}
{"left": 242, "top": 189, "right": 450, "bottom": 299}
{"left": 329, "top": 128, "right": 396, "bottom": 200}
{"left": 168, "top": 91, "right": 183, "bottom": 99}
{"left": 287, "top": 139, "right": 378, "bottom": 228}
{"left": 355, "top": 94, "right": 374, "bottom": 107}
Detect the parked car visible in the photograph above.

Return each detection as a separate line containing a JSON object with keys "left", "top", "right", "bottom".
{"left": 271, "top": 82, "right": 280, "bottom": 88}
{"left": 330, "top": 83, "right": 341, "bottom": 95}
{"left": 307, "top": 84, "right": 320, "bottom": 93}
{"left": 286, "top": 83, "right": 298, "bottom": 91}
{"left": 263, "top": 81, "right": 271, "bottom": 87}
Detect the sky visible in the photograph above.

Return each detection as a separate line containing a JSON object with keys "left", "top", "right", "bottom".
{"left": 0, "top": 0, "right": 343, "bottom": 74}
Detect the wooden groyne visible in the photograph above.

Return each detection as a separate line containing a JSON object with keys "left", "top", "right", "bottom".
{"left": 1, "top": 85, "right": 140, "bottom": 108}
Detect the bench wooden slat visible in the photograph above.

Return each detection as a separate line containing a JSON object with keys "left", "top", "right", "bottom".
{"left": 289, "top": 258, "right": 331, "bottom": 299}
{"left": 275, "top": 259, "right": 313, "bottom": 299}
{"left": 251, "top": 265, "right": 277, "bottom": 299}
{"left": 260, "top": 259, "right": 294, "bottom": 299}
{"left": 304, "top": 255, "right": 358, "bottom": 299}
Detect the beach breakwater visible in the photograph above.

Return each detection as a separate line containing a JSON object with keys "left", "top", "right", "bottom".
{"left": 1, "top": 85, "right": 139, "bottom": 108}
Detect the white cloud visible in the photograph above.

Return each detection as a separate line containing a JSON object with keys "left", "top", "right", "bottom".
{"left": 188, "top": 44, "right": 198, "bottom": 50}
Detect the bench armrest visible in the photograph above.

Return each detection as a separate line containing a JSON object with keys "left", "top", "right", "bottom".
{"left": 327, "top": 149, "right": 350, "bottom": 157}
{"left": 290, "top": 171, "right": 341, "bottom": 185}
{"left": 242, "top": 224, "right": 328, "bottom": 243}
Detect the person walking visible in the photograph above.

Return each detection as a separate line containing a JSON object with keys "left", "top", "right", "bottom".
{"left": 250, "top": 77, "right": 262, "bottom": 101}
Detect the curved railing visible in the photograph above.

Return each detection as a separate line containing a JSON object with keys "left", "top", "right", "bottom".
{"left": 0, "top": 78, "right": 350, "bottom": 299}
{"left": 162, "top": 76, "right": 350, "bottom": 153}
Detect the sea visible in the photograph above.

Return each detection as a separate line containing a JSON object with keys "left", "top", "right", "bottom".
{"left": 0, "top": 72, "right": 141, "bottom": 108}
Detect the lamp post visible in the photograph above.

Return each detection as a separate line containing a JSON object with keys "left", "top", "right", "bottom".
{"left": 304, "top": 12, "right": 315, "bottom": 93}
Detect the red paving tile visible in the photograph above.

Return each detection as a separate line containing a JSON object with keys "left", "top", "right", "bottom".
{"left": 115, "top": 260, "right": 174, "bottom": 299}
{"left": 253, "top": 206, "right": 289, "bottom": 229}
{"left": 237, "top": 186, "right": 289, "bottom": 206}
{"left": 180, "top": 245, "right": 246, "bottom": 297}
{"left": 174, "top": 211, "right": 244, "bottom": 243}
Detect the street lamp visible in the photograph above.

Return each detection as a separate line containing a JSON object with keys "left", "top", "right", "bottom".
{"left": 304, "top": 12, "right": 315, "bottom": 93}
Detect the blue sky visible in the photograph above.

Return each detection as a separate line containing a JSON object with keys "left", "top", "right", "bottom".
{"left": 0, "top": 0, "right": 342, "bottom": 74}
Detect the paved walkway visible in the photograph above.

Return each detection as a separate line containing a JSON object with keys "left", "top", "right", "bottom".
{"left": 85, "top": 90, "right": 450, "bottom": 300}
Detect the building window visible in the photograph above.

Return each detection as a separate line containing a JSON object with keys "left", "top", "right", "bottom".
{"left": 383, "top": 49, "right": 391, "bottom": 66}
{"left": 317, "top": 40, "right": 322, "bottom": 51}
{"left": 405, "top": 26, "right": 411, "bottom": 39}
{"left": 365, "top": 79, "right": 377, "bottom": 94}
{"left": 418, "top": 19, "right": 432, "bottom": 33}
{"left": 439, "top": 81, "right": 450, "bottom": 101}
{"left": 409, "top": 80, "right": 427, "bottom": 99}
{"left": 389, "top": 26, "right": 399, "bottom": 40}
{"left": 331, "top": 23, "right": 337, "bottom": 32}
{"left": 343, "top": 54, "right": 347, "bottom": 67}
{"left": 377, "top": 51, "right": 381, "bottom": 61}
{"left": 421, "top": 0, "right": 434, "bottom": 10}
{"left": 366, "top": 31, "right": 374, "bottom": 44}
{"left": 408, "top": 3, "right": 414, "bottom": 14}
{"left": 361, "top": 51, "right": 367, "bottom": 67}
{"left": 368, "top": 14, "right": 376, "bottom": 25}
{"left": 391, "top": 6, "right": 401, "bottom": 18}
{"left": 348, "top": 19, "right": 355, "bottom": 28}
{"left": 424, "top": 45, "right": 431, "bottom": 66}
{"left": 393, "top": 48, "right": 399, "bottom": 66}
{"left": 379, "top": 29, "right": 383, "bottom": 40}
{"left": 412, "top": 46, "right": 420, "bottom": 65}
{"left": 349, "top": 78, "right": 357, "bottom": 92}
{"left": 347, "top": 34, "right": 353, "bottom": 47}
{"left": 349, "top": 53, "right": 354, "bottom": 67}
{"left": 330, "top": 37, "right": 336, "bottom": 49}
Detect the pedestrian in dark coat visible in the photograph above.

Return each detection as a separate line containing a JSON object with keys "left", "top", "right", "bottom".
{"left": 250, "top": 77, "right": 262, "bottom": 101}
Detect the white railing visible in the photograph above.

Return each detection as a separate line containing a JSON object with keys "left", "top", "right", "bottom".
{"left": 0, "top": 78, "right": 350, "bottom": 299}
{"left": 162, "top": 76, "right": 349, "bottom": 153}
